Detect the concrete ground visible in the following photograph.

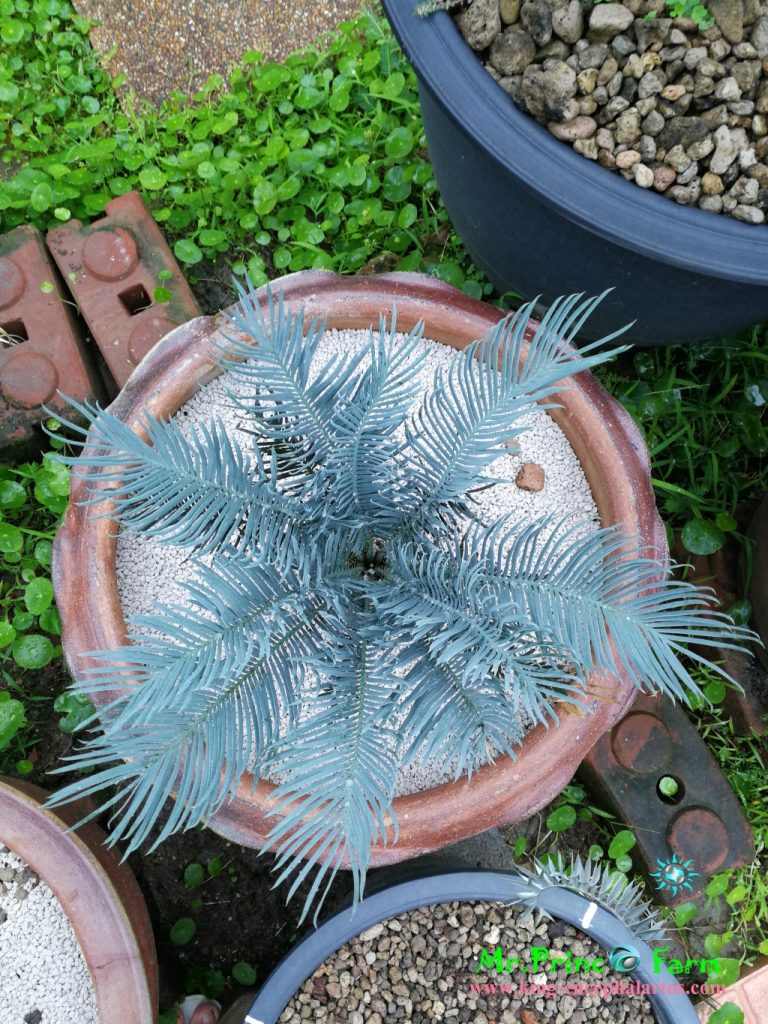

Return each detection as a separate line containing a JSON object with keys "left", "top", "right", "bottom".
{"left": 72, "top": 0, "right": 365, "bottom": 104}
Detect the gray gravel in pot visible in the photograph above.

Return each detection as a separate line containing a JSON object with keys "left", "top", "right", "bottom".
{"left": 278, "top": 900, "right": 657, "bottom": 1023}
{"left": 453, "top": 0, "right": 768, "bottom": 224}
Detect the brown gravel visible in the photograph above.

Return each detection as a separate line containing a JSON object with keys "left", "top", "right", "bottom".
{"left": 279, "top": 900, "right": 657, "bottom": 1023}
{"left": 72, "top": 0, "right": 365, "bottom": 104}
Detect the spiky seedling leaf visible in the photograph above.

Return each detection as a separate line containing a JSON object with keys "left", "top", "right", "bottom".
{"left": 510, "top": 853, "right": 668, "bottom": 946}
{"left": 46, "top": 280, "right": 755, "bottom": 924}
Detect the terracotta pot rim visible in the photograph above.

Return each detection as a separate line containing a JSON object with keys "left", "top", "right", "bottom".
{"left": 52, "top": 270, "right": 665, "bottom": 864}
{"left": 0, "top": 776, "right": 157, "bottom": 1022}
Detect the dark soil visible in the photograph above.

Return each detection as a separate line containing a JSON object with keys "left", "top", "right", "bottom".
{"left": 187, "top": 257, "right": 240, "bottom": 320}
{"left": 128, "top": 803, "right": 352, "bottom": 1009}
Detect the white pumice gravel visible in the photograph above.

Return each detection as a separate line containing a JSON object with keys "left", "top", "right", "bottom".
{"left": 115, "top": 327, "right": 600, "bottom": 795}
{"left": 0, "top": 842, "right": 99, "bottom": 1024}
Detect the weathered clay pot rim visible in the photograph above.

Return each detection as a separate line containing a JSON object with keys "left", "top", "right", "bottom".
{"left": 53, "top": 270, "right": 664, "bottom": 865}
{"left": 244, "top": 868, "right": 698, "bottom": 1024}
{"left": 0, "top": 776, "right": 157, "bottom": 1023}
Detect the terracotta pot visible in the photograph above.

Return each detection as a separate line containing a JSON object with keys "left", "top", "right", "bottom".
{"left": 52, "top": 270, "right": 664, "bottom": 865}
{"left": 0, "top": 776, "right": 158, "bottom": 1022}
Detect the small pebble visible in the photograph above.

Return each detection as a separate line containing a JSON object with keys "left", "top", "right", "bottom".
{"left": 515, "top": 462, "right": 546, "bottom": 491}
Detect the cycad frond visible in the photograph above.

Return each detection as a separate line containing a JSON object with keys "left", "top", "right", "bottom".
{"left": 400, "top": 294, "right": 630, "bottom": 523}
{"left": 264, "top": 628, "right": 401, "bottom": 922}
{"left": 369, "top": 542, "right": 583, "bottom": 725}
{"left": 396, "top": 642, "right": 525, "bottom": 777}
{"left": 326, "top": 313, "right": 426, "bottom": 524}
{"left": 52, "top": 399, "right": 309, "bottom": 557}
{"left": 71, "top": 551, "right": 347, "bottom": 731}
{"left": 47, "top": 610, "right": 318, "bottom": 850}
{"left": 217, "top": 283, "right": 366, "bottom": 466}
{"left": 458, "top": 515, "right": 754, "bottom": 701}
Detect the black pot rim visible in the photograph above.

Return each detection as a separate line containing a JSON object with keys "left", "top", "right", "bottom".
{"left": 381, "top": 0, "right": 768, "bottom": 285}
{"left": 244, "top": 869, "right": 700, "bottom": 1024}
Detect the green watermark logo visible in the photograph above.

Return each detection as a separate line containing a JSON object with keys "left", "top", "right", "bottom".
{"left": 475, "top": 944, "right": 721, "bottom": 978}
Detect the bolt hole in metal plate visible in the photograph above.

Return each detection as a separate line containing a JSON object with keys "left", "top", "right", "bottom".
{"left": 0, "top": 317, "right": 29, "bottom": 343}
{"left": 656, "top": 775, "right": 685, "bottom": 806}
{"left": 118, "top": 282, "right": 152, "bottom": 316}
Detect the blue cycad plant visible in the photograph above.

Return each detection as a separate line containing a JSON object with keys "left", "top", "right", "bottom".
{"left": 50, "top": 282, "right": 750, "bottom": 921}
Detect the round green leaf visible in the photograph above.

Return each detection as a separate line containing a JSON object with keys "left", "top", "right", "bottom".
{"left": 13, "top": 634, "right": 54, "bottom": 669}
{"left": 139, "top": 167, "right": 167, "bottom": 190}
{"left": 715, "top": 511, "right": 737, "bottom": 533}
{"left": 385, "top": 127, "right": 414, "bottom": 160}
{"left": 397, "top": 203, "right": 417, "bottom": 229}
{"left": 0, "top": 81, "right": 19, "bottom": 102}
{"left": 173, "top": 239, "right": 203, "bottom": 265}
{"left": 30, "top": 183, "right": 53, "bottom": 213}
{"left": 0, "top": 697, "right": 24, "bottom": 749}
{"left": 706, "top": 873, "right": 730, "bottom": 898}
{"left": 54, "top": 692, "right": 93, "bottom": 733}
{"left": 681, "top": 518, "right": 726, "bottom": 556}
{"left": 0, "top": 522, "right": 24, "bottom": 553}
{"left": 0, "top": 19, "right": 26, "bottom": 44}
{"left": 614, "top": 854, "right": 633, "bottom": 873}
{"left": 546, "top": 805, "right": 576, "bottom": 832}
{"left": 184, "top": 862, "right": 205, "bottom": 888}
{"left": 658, "top": 775, "right": 679, "bottom": 798}
{"left": 11, "top": 610, "right": 34, "bottom": 632}
{"left": 608, "top": 830, "right": 636, "bottom": 859}
{"left": 674, "top": 901, "right": 698, "bottom": 927}
{"left": 197, "top": 160, "right": 217, "bottom": 180}
{"left": 0, "top": 481, "right": 25, "bottom": 509}
{"left": 38, "top": 606, "right": 61, "bottom": 636}
{"left": 704, "top": 679, "right": 727, "bottom": 704}
{"left": 707, "top": 958, "right": 740, "bottom": 988}
{"left": 24, "top": 578, "right": 53, "bottom": 616}
{"left": 33, "top": 540, "right": 52, "bottom": 565}
{"left": 170, "top": 917, "right": 196, "bottom": 945}
{"left": 252, "top": 178, "right": 278, "bottom": 216}
{"left": 708, "top": 1003, "right": 745, "bottom": 1024}
{"left": 232, "top": 961, "right": 257, "bottom": 985}
{"left": 198, "top": 228, "right": 227, "bottom": 247}
{"left": 15, "top": 758, "right": 34, "bottom": 776}
{"left": 0, "top": 621, "right": 16, "bottom": 648}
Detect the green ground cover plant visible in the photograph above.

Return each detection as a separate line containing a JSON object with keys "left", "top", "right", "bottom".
{"left": 596, "top": 333, "right": 768, "bottom": 563}
{"left": 0, "top": 426, "right": 69, "bottom": 773}
{"left": 0, "top": 0, "right": 486, "bottom": 296}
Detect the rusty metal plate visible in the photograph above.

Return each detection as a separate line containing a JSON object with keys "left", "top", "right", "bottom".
{"left": 0, "top": 225, "right": 103, "bottom": 455}
{"left": 580, "top": 691, "right": 754, "bottom": 903}
{"left": 46, "top": 191, "right": 201, "bottom": 387}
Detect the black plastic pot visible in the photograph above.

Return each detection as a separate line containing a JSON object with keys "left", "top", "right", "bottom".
{"left": 244, "top": 870, "right": 700, "bottom": 1024}
{"left": 381, "top": 0, "right": 768, "bottom": 346}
